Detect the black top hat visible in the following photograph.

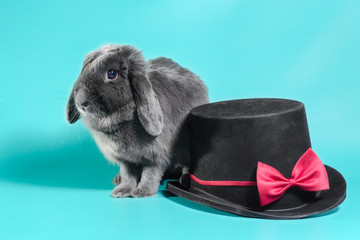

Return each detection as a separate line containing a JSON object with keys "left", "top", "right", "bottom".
{"left": 166, "top": 98, "right": 346, "bottom": 219}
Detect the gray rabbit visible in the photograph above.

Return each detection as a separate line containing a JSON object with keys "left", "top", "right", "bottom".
{"left": 66, "top": 44, "right": 208, "bottom": 197}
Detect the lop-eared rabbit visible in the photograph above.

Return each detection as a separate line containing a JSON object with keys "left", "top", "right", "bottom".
{"left": 66, "top": 44, "right": 208, "bottom": 197}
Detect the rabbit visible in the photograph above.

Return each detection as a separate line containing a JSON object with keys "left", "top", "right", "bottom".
{"left": 66, "top": 44, "right": 209, "bottom": 197}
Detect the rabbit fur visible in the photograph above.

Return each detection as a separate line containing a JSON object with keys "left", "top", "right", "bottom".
{"left": 66, "top": 44, "right": 209, "bottom": 197}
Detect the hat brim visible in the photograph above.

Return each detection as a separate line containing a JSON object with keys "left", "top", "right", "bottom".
{"left": 166, "top": 165, "right": 346, "bottom": 219}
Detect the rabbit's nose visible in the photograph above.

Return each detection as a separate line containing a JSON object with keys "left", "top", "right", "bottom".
{"left": 79, "top": 101, "right": 90, "bottom": 111}
{"left": 80, "top": 101, "right": 89, "bottom": 108}
{"left": 75, "top": 88, "right": 89, "bottom": 110}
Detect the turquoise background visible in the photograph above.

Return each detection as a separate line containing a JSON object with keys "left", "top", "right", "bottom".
{"left": 1, "top": 0, "right": 359, "bottom": 239}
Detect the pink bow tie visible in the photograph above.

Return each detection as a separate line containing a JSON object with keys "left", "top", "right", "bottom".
{"left": 256, "top": 148, "right": 330, "bottom": 206}
{"left": 189, "top": 148, "right": 330, "bottom": 207}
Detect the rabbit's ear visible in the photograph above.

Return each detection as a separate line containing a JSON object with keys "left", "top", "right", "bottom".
{"left": 130, "top": 72, "right": 164, "bottom": 136}
{"left": 66, "top": 89, "right": 80, "bottom": 124}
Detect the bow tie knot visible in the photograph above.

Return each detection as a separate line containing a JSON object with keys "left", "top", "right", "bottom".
{"left": 288, "top": 178, "right": 296, "bottom": 187}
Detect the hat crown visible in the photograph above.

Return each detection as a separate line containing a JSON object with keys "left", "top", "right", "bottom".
{"left": 189, "top": 98, "right": 312, "bottom": 209}
{"left": 191, "top": 98, "right": 303, "bottom": 119}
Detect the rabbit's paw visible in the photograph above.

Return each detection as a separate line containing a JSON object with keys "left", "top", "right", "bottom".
{"left": 131, "top": 186, "right": 157, "bottom": 198}
{"left": 112, "top": 174, "right": 122, "bottom": 186}
{"left": 110, "top": 184, "right": 133, "bottom": 198}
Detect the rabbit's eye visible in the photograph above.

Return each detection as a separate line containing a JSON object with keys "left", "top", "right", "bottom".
{"left": 106, "top": 69, "right": 118, "bottom": 80}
